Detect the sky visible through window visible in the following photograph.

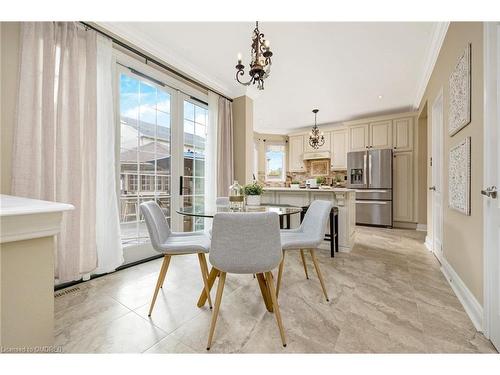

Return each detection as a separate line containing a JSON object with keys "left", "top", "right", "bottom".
{"left": 266, "top": 148, "right": 284, "bottom": 180}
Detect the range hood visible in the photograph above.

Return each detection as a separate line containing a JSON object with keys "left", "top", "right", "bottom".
{"left": 303, "top": 151, "right": 331, "bottom": 160}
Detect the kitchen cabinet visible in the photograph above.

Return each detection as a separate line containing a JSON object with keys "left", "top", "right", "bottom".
{"left": 392, "top": 117, "right": 414, "bottom": 152}
{"left": 288, "top": 135, "right": 305, "bottom": 172}
{"left": 330, "top": 128, "right": 348, "bottom": 170}
{"left": 393, "top": 151, "right": 414, "bottom": 222}
{"left": 303, "top": 131, "right": 331, "bottom": 153}
{"left": 348, "top": 124, "right": 369, "bottom": 151}
{"left": 369, "top": 120, "right": 393, "bottom": 149}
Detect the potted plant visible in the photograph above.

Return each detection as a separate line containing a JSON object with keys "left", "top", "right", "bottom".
{"left": 244, "top": 182, "right": 264, "bottom": 206}
{"left": 316, "top": 176, "right": 326, "bottom": 186}
{"left": 335, "top": 174, "right": 343, "bottom": 187}
{"left": 290, "top": 180, "right": 300, "bottom": 189}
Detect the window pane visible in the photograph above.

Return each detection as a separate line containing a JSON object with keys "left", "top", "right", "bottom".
{"left": 195, "top": 106, "right": 207, "bottom": 125}
{"left": 157, "top": 91, "right": 170, "bottom": 113}
{"left": 183, "top": 100, "right": 208, "bottom": 232}
{"left": 119, "top": 72, "right": 172, "bottom": 247}
{"left": 266, "top": 145, "right": 285, "bottom": 181}
{"left": 184, "top": 101, "right": 195, "bottom": 121}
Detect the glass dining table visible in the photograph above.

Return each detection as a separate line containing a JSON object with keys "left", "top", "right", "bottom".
{"left": 176, "top": 204, "right": 303, "bottom": 312}
{"left": 176, "top": 204, "right": 303, "bottom": 229}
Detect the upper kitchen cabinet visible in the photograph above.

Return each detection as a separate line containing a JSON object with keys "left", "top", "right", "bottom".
{"left": 288, "top": 134, "right": 305, "bottom": 172}
{"left": 369, "top": 120, "right": 393, "bottom": 149}
{"left": 392, "top": 117, "right": 414, "bottom": 152}
{"left": 348, "top": 124, "right": 369, "bottom": 151}
{"left": 330, "top": 128, "right": 348, "bottom": 170}
{"left": 303, "top": 131, "right": 331, "bottom": 153}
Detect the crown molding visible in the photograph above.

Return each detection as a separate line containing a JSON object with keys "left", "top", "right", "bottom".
{"left": 413, "top": 22, "right": 450, "bottom": 110}
{"left": 97, "top": 22, "right": 236, "bottom": 99}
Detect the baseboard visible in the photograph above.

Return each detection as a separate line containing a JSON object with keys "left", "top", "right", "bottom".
{"left": 416, "top": 224, "right": 428, "bottom": 232}
{"left": 425, "top": 236, "right": 433, "bottom": 252}
{"left": 440, "top": 257, "right": 483, "bottom": 332}
{"left": 393, "top": 221, "right": 417, "bottom": 229}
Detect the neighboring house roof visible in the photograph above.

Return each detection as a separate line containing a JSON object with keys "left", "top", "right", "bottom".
{"left": 120, "top": 116, "right": 206, "bottom": 148}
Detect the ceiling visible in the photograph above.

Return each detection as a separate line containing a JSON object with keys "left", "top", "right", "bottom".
{"left": 101, "top": 22, "right": 444, "bottom": 134}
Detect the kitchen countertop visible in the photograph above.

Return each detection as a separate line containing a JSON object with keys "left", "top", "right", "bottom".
{"left": 263, "top": 187, "right": 355, "bottom": 193}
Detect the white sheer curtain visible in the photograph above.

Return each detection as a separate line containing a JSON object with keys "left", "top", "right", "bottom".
{"left": 94, "top": 35, "right": 124, "bottom": 274}
{"left": 12, "top": 22, "right": 98, "bottom": 282}
{"left": 12, "top": 23, "right": 124, "bottom": 282}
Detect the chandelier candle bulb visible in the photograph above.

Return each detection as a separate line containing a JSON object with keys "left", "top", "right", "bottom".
{"left": 237, "top": 53, "right": 242, "bottom": 64}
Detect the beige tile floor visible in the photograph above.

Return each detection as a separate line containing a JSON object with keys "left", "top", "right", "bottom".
{"left": 54, "top": 226, "right": 498, "bottom": 353}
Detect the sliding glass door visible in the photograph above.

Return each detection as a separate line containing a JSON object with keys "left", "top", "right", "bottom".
{"left": 182, "top": 99, "right": 208, "bottom": 232}
{"left": 118, "top": 72, "right": 173, "bottom": 248}
{"left": 116, "top": 64, "right": 210, "bottom": 262}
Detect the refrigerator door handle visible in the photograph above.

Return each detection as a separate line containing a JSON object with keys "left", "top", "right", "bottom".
{"left": 363, "top": 153, "right": 367, "bottom": 185}
{"left": 368, "top": 153, "right": 372, "bottom": 187}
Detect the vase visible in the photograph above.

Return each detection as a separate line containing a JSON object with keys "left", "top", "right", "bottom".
{"left": 229, "top": 180, "right": 244, "bottom": 211}
{"left": 246, "top": 195, "right": 261, "bottom": 206}
{"left": 290, "top": 183, "right": 300, "bottom": 189}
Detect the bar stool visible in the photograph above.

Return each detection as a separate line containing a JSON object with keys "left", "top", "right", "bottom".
{"left": 300, "top": 205, "right": 339, "bottom": 257}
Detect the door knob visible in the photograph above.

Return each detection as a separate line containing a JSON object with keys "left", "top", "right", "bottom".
{"left": 429, "top": 186, "right": 436, "bottom": 191}
{"left": 481, "top": 186, "right": 497, "bottom": 199}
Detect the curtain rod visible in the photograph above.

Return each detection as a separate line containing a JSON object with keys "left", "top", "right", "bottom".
{"left": 80, "top": 22, "right": 233, "bottom": 103}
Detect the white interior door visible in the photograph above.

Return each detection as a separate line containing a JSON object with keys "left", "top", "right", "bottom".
{"left": 484, "top": 22, "right": 500, "bottom": 351}
{"left": 431, "top": 90, "right": 444, "bottom": 262}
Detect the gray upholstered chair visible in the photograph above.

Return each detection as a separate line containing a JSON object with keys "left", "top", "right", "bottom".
{"left": 215, "top": 196, "right": 230, "bottom": 207}
{"left": 206, "top": 212, "right": 286, "bottom": 349}
{"left": 278, "top": 200, "right": 333, "bottom": 301}
{"left": 140, "top": 201, "right": 212, "bottom": 316}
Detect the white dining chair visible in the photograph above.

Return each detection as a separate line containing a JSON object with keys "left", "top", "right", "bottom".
{"left": 278, "top": 200, "right": 333, "bottom": 301}
{"left": 206, "top": 211, "right": 286, "bottom": 350}
{"left": 140, "top": 201, "right": 212, "bottom": 316}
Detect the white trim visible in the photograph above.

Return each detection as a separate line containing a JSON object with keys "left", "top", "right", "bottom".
{"left": 424, "top": 235, "right": 433, "bottom": 252}
{"left": 413, "top": 22, "right": 449, "bottom": 109}
{"left": 416, "top": 224, "right": 428, "bottom": 231}
{"left": 441, "top": 257, "right": 483, "bottom": 332}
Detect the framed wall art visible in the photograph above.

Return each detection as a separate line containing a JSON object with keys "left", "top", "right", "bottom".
{"left": 448, "top": 136, "right": 471, "bottom": 215}
{"left": 448, "top": 43, "right": 471, "bottom": 136}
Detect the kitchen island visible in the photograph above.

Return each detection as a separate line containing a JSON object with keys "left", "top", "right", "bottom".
{"left": 262, "top": 187, "right": 356, "bottom": 252}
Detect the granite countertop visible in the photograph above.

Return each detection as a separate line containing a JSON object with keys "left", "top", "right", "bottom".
{"left": 263, "top": 187, "right": 355, "bottom": 193}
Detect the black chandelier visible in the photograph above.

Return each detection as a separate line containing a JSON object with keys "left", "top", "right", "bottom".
{"left": 235, "top": 21, "right": 273, "bottom": 90}
{"left": 308, "top": 109, "right": 325, "bottom": 149}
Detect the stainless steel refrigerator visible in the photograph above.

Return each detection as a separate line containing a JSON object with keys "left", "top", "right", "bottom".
{"left": 347, "top": 148, "right": 393, "bottom": 227}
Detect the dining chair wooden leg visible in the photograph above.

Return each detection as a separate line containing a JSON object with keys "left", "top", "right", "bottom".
{"left": 256, "top": 273, "right": 273, "bottom": 312}
{"left": 149, "top": 255, "right": 171, "bottom": 316}
{"left": 197, "top": 267, "right": 218, "bottom": 307}
{"left": 299, "top": 249, "right": 309, "bottom": 280}
{"left": 276, "top": 252, "right": 285, "bottom": 297}
{"left": 207, "top": 271, "right": 226, "bottom": 350}
{"left": 265, "top": 271, "right": 287, "bottom": 347}
{"left": 159, "top": 255, "right": 172, "bottom": 289}
{"left": 198, "top": 253, "right": 213, "bottom": 309}
{"left": 309, "top": 249, "right": 329, "bottom": 302}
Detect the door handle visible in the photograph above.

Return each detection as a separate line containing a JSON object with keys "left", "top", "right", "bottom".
{"left": 363, "top": 154, "right": 367, "bottom": 185}
{"left": 481, "top": 186, "right": 497, "bottom": 199}
{"left": 429, "top": 186, "right": 436, "bottom": 191}
{"left": 368, "top": 154, "right": 372, "bottom": 187}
